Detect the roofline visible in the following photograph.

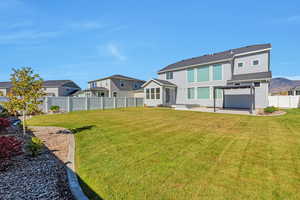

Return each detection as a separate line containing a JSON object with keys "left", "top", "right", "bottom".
{"left": 142, "top": 79, "right": 177, "bottom": 88}
{"left": 88, "top": 76, "right": 145, "bottom": 83}
{"left": 157, "top": 48, "right": 271, "bottom": 74}
{"left": 227, "top": 77, "right": 271, "bottom": 83}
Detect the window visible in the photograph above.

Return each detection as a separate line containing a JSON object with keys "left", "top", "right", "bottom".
{"left": 252, "top": 60, "right": 259, "bottom": 66}
{"left": 151, "top": 88, "right": 155, "bottom": 99}
{"left": 215, "top": 89, "right": 223, "bottom": 99}
{"left": 238, "top": 62, "right": 244, "bottom": 67}
{"left": 288, "top": 91, "right": 293, "bottom": 96}
{"left": 134, "top": 83, "right": 138, "bottom": 89}
{"left": 254, "top": 82, "right": 260, "bottom": 87}
{"left": 234, "top": 83, "right": 240, "bottom": 86}
{"left": 187, "top": 88, "right": 195, "bottom": 99}
{"left": 166, "top": 72, "right": 173, "bottom": 80}
{"left": 113, "top": 92, "right": 117, "bottom": 97}
{"left": 101, "top": 92, "right": 105, "bottom": 97}
{"left": 296, "top": 91, "right": 300, "bottom": 96}
{"left": 187, "top": 68, "right": 195, "bottom": 82}
{"left": 146, "top": 89, "right": 150, "bottom": 99}
{"left": 156, "top": 88, "right": 160, "bottom": 99}
{"left": 90, "top": 82, "right": 96, "bottom": 88}
{"left": 213, "top": 64, "right": 222, "bottom": 80}
{"left": 120, "top": 80, "right": 124, "bottom": 87}
{"left": 197, "top": 87, "right": 210, "bottom": 99}
{"left": 197, "top": 66, "right": 210, "bottom": 82}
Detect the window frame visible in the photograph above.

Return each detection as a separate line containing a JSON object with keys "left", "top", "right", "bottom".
{"left": 197, "top": 87, "right": 210, "bottom": 99}
{"left": 156, "top": 88, "right": 160, "bottom": 99}
{"left": 212, "top": 64, "right": 222, "bottom": 81}
{"left": 166, "top": 72, "right": 173, "bottom": 80}
{"left": 197, "top": 66, "right": 210, "bottom": 82}
{"left": 252, "top": 59, "right": 260, "bottom": 66}
{"left": 146, "top": 89, "right": 150, "bottom": 99}
{"left": 150, "top": 88, "right": 155, "bottom": 99}
{"left": 187, "top": 68, "right": 196, "bottom": 83}
{"left": 187, "top": 88, "right": 195, "bottom": 99}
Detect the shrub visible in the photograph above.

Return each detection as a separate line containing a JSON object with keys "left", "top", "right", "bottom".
{"left": 50, "top": 105, "right": 60, "bottom": 113}
{"left": 0, "top": 136, "right": 23, "bottom": 171}
{"left": 0, "top": 118, "right": 10, "bottom": 133}
{"left": 0, "top": 105, "right": 9, "bottom": 118}
{"left": 264, "top": 106, "right": 278, "bottom": 113}
{"left": 26, "top": 137, "right": 44, "bottom": 157}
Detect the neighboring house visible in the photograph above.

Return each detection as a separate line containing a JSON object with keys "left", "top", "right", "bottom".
{"left": 288, "top": 86, "right": 300, "bottom": 96}
{"left": 0, "top": 80, "right": 81, "bottom": 97}
{"left": 270, "top": 77, "right": 300, "bottom": 95}
{"left": 142, "top": 44, "right": 272, "bottom": 112}
{"left": 74, "top": 74, "right": 145, "bottom": 98}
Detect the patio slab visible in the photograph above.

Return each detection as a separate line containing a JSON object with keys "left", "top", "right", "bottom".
{"left": 174, "top": 106, "right": 255, "bottom": 115}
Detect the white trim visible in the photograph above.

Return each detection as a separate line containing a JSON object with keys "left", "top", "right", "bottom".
{"left": 234, "top": 48, "right": 271, "bottom": 57}
{"left": 142, "top": 79, "right": 176, "bottom": 88}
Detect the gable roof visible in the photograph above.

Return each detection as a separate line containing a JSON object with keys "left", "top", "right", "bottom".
{"left": 158, "top": 43, "right": 271, "bottom": 73}
{"left": 89, "top": 74, "right": 145, "bottom": 83}
{"left": 142, "top": 78, "right": 177, "bottom": 88}
{"left": 0, "top": 80, "right": 80, "bottom": 89}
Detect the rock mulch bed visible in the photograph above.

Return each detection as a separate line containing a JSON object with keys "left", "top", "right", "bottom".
{"left": 0, "top": 127, "right": 74, "bottom": 200}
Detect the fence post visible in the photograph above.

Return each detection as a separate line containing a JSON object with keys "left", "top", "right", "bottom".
{"left": 101, "top": 97, "right": 104, "bottom": 110}
{"left": 114, "top": 97, "right": 117, "bottom": 109}
{"left": 124, "top": 97, "right": 127, "bottom": 108}
{"left": 85, "top": 97, "right": 89, "bottom": 110}
{"left": 135, "top": 98, "right": 137, "bottom": 107}
{"left": 45, "top": 97, "right": 48, "bottom": 113}
{"left": 67, "top": 97, "right": 71, "bottom": 112}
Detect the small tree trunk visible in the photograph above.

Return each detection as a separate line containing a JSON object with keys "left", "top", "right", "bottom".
{"left": 22, "top": 110, "right": 26, "bottom": 137}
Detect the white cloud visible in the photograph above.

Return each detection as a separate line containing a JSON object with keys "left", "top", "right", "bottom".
{"left": 106, "top": 43, "right": 127, "bottom": 61}
{"left": 0, "top": 30, "right": 63, "bottom": 44}
{"left": 70, "top": 21, "right": 106, "bottom": 30}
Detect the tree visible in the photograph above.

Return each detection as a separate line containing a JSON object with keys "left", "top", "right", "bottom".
{"left": 4, "top": 67, "right": 45, "bottom": 136}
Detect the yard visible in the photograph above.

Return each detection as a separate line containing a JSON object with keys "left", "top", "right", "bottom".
{"left": 28, "top": 107, "right": 300, "bottom": 200}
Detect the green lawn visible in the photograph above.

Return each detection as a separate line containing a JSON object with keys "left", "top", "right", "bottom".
{"left": 28, "top": 108, "right": 300, "bottom": 200}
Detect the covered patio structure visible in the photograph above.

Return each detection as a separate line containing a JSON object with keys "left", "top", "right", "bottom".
{"left": 213, "top": 84, "right": 256, "bottom": 114}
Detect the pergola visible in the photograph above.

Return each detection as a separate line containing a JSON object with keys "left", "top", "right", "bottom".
{"left": 213, "top": 84, "right": 255, "bottom": 114}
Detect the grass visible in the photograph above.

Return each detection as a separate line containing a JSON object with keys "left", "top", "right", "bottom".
{"left": 28, "top": 107, "right": 300, "bottom": 200}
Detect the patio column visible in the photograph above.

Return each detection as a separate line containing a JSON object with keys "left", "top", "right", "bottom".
{"left": 249, "top": 87, "right": 253, "bottom": 114}
{"left": 213, "top": 87, "right": 216, "bottom": 112}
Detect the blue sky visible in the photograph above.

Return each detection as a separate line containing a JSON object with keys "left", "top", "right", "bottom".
{"left": 0, "top": 0, "right": 300, "bottom": 88}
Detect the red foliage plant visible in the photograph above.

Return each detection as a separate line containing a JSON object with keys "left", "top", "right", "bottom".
{"left": 0, "top": 118, "right": 10, "bottom": 128}
{"left": 0, "top": 136, "right": 23, "bottom": 171}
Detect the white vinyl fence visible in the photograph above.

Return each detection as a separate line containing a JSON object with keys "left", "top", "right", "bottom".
{"left": 269, "top": 96, "right": 300, "bottom": 108}
{"left": 43, "top": 97, "right": 144, "bottom": 113}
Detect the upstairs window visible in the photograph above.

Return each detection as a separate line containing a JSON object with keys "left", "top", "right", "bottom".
{"left": 238, "top": 62, "right": 244, "bottom": 67}
{"left": 187, "top": 68, "right": 196, "bottom": 83}
{"left": 252, "top": 60, "right": 259, "bottom": 66}
{"left": 166, "top": 72, "right": 173, "bottom": 80}
{"left": 197, "top": 66, "right": 210, "bottom": 82}
{"left": 213, "top": 64, "right": 222, "bottom": 81}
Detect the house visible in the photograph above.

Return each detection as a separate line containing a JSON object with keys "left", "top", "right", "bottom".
{"left": 142, "top": 44, "right": 272, "bottom": 112}
{"left": 74, "top": 74, "right": 145, "bottom": 98}
{"left": 0, "top": 80, "right": 81, "bottom": 97}
{"left": 288, "top": 86, "right": 300, "bottom": 96}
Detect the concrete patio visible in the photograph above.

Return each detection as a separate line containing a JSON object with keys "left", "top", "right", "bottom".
{"left": 174, "top": 106, "right": 255, "bottom": 115}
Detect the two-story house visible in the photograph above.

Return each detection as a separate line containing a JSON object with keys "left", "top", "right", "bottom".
{"left": 74, "top": 74, "right": 145, "bottom": 98}
{"left": 0, "top": 80, "right": 80, "bottom": 97}
{"left": 142, "top": 44, "right": 272, "bottom": 112}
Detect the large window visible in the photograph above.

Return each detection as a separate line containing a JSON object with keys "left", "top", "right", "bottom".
{"left": 187, "top": 69, "right": 195, "bottom": 82}
{"left": 197, "top": 87, "right": 210, "bottom": 99}
{"left": 197, "top": 66, "right": 210, "bottom": 82}
{"left": 213, "top": 64, "right": 222, "bottom": 80}
{"left": 166, "top": 72, "right": 173, "bottom": 80}
{"left": 156, "top": 88, "right": 160, "bottom": 99}
{"left": 146, "top": 89, "right": 150, "bottom": 99}
{"left": 296, "top": 90, "right": 300, "bottom": 95}
{"left": 151, "top": 88, "right": 155, "bottom": 99}
{"left": 215, "top": 89, "right": 222, "bottom": 99}
{"left": 187, "top": 88, "right": 195, "bottom": 99}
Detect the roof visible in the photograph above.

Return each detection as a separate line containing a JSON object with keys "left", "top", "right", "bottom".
{"left": 158, "top": 43, "right": 271, "bottom": 73}
{"left": 0, "top": 80, "right": 80, "bottom": 89}
{"left": 142, "top": 78, "right": 177, "bottom": 88}
{"left": 89, "top": 74, "right": 146, "bottom": 83}
{"left": 228, "top": 71, "right": 272, "bottom": 82}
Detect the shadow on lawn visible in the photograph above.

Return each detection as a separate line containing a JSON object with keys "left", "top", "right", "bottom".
{"left": 70, "top": 125, "right": 95, "bottom": 134}
{"left": 25, "top": 128, "right": 104, "bottom": 200}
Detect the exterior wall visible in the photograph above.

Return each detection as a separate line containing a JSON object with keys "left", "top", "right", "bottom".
{"left": 158, "top": 62, "right": 231, "bottom": 107}
{"left": 133, "top": 91, "right": 145, "bottom": 98}
{"left": 0, "top": 88, "right": 8, "bottom": 96}
{"left": 233, "top": 52, "right": 269, "bottom": 75}
{"left": 144, "top": 81, "right": 163, "bottom": 106}
{"left": 44, "top": 88, "right": 59, "bottom": 96}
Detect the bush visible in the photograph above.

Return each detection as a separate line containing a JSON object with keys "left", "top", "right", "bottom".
{"left": 0, "top": 118, "right": 10, "bottom": 133}
{"left": 264, "top": 106, "right": 278, "bottom": 113}
{"left": 26, "top": 137, "right": 44, "bottom": 157}
{"left": 0, "top": 136, "right": 23, "bottom": 171}
{"left": 50, "top": 105, "right": 60, "bottom": 113}
{"left": 0, "top": 105, "right": 9, "bottom": 118}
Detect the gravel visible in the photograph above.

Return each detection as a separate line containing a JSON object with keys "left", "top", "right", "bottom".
{"left": 0, "top": 131, "right": 74, "bottom": 200}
